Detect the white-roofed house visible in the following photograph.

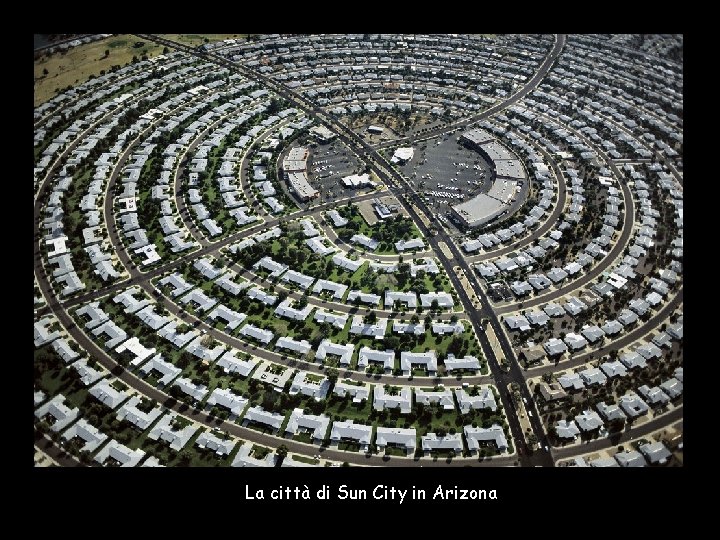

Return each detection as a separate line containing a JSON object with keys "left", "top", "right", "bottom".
{"left": 455, "top": 386, "right": 497, "bottom": 413}
{"left": 375, "top": 427, "right": 417, "bottom": 455}
{"left": 347, "top": 290, "right": 381, "bottom": 307}
{"left": 400, "top": 351, "right": 438, "bottom": 375}
{"left": 558, "top": 372, "right": 585, "bottom": 391}
{"left": 374, "top": 385, "right": 412, "bottom": 413}
{"left": 289, "top": 371, "right": 330, "bottom": 401}
{"left": 231, "top": 442, "right": 278, "bottom": 467}
{"left": 385, "top": 290, "right": 418, "bottom": 309}
{"left": 276, "top": 336, "right": 312, "bottom": 356}
{"left": 637, "top": 384, "right": 671, "bottom": 406}
{"left": 35, "top": 394, "right": 79, "bottom": 432}
{"left": 555, "top": 419, "right": 580, "bottom": 440}
{"left": 196, "top": 432, "right": 236, "bottom": 456}
{"left": 316, "top": 339, "right": 354, "bottom": 366}
{"left": 242, "top": 406, "right": 286, "bottom": 433}
{"left": 61, "top": 418, "right": 108, "bottom": 453}
{"left": 184, "top": 335, "right": 226, "bottom": 362}
{"left": 281, "top": 270, "right": 315, "bottom": 290}
{"left": 206, "top": 387, "right": 249, "bottom": 417}
{"left": 579, "top": 367, "right": 607, "bottom": 387}
{"left": 660, "top": 377, "right": 683, "bottom": 399}
{"left": 419, "top": 292, "right": 454, "bottom": 309}
{"left": 333, "top": 380, "right": 371, "bottom": 403}
{"left": 350, "top": 315, "right": 387, "bottom": 339}
{"left": 172, "top": 377, "right": 209, "bottom": 402}
{"left": 415, "top": 388, "right": 455, "bottom": 410}
{"left": 89, "top": 380, "right": 128, "bottom": 409}
{"left": 432, "top": 321, "right": 465, "bottom": 335}
{"left": 216, "top": 349, "right": 258, "bottom": 377}
{"left": 619, "top": 351, "right": 647, "bottom": 370}
{"left": 114, "top": 391, "right": 164, "bottom": 431}
{"left": 444, "top": 354, "right": 481, "bottom": 373}
{"left": 330, "top": 420, "right": 373, "bottom": 452}
{"left": 314, "top": 309, "right": 348, "bottom": 329}
{"left": 312, "top": 279, "right": 347, "bottom": 301}
{"left": 544, "top": 338, "right": 568, "bottom": 356}
{"left": 147, "top": 413, "right": 199, "bottom": 451}
{"left": 505, "top": 315, "right": 531, "bottom": 332}
{"left": 207, "top": 304, "right": 246, "bottom": 330}
{"left": 94, "top": 440, "right": 145, "bottom": 467}
{"left": 285, "top": 409, "right": 330, "bottom": 442}
{"left": 574, "top": 409, "right": 604, "bottom": 432}
{"left": 464, "top": 424, "right": 508, "bottom": 453}
{"left": 239, "top": 323, "right": 274, "bottom": 344}
{"left": 639, "top": 441, "right": 672, "bottom": 465}
{"left": 600, "top": 360, "right": 628, "bottom": 379}
{"left": 614, "top": 450, "right": 646, "bottom": 467}
{"left": 596, "top": 401, "right": 627, "bottom": 423}
{"left": 357, "top": 346, "right": 395, "bottom": 370}
{"left": 619, "top": 392, "right": 650, "bottom": 417}
{"left": 580, "top": 325, "right": 605, "bottom": 343}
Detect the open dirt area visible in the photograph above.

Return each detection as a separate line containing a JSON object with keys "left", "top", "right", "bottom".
{"left": 158, "top": 34, "right": 250, "bottom": 47}
{"left": 34, "top": 34, "right": 166, "bottom": 107}
{"left": 34, "top": 34, "right": 252, "bottom": 107}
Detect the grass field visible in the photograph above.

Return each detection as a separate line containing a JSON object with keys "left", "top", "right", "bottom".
{"left": 34, "top": 34, "right": 166, "bottom": 107}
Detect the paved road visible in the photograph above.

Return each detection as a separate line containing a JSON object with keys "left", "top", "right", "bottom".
{"left": 465, "top": 144, "right": 568, "bottom": 264}
{"left": 76, "top": 33, "right": 562, "bottom": 466}
{"left": 371, "top": 34, "right": 568, "bottom": 150}
{"left": 493, "top": 119, "right": 637, "bottom": 314}
{"left": 34, "top": 432, "right": 84, "bottom": 467}
{"left": 131, "top": 33, "right": 568, "bottom": 465}
{"left": 552, "top": 405, "right": 683, "bottom": 461}
{"left": 35, "top": 34, "right": 680, "bottom": 467}
{"left": 529, "top": 287, "right": 683, "bottom": 376}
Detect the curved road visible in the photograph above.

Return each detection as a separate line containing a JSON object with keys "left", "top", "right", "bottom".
{"left": 35, "top": 34, "right": 680, "bottom": 467}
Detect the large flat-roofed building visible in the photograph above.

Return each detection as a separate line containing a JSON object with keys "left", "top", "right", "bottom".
{"left": 494, "top": 160, "right": 525, "bottom": 180}
{"left": 309, "top": 125, "right": 336, "bottom": 144}
{"left": 451, "top": 193, "right": 507, "bottom": 228}
{"left": 460, "top": 128, "right": 494, "bottom": 148}
{"left": 282, "top": 147, "right": 308, "bottom": 173}
{"left": 451, "top": 128, "right": 527, "bottom": 229}
{"left": 287, "top": 172, "right": 318, "bottom": 201}
{"left": 480, "top": 141, "right": 515, "bottom": 162}
{"left": 487, "top": 178, "right": 518, "bottom": 205}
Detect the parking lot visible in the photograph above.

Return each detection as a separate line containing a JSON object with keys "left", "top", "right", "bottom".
{"left": 398, "top": 134, "right": 495, "bottom": 216}
{"left": 306, "top": 140, "right": 366, "bottom": 202}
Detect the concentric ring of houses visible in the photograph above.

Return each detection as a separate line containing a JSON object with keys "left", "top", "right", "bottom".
{"left": 191, "top": 32, "right": 682, "bottom": 464}
{"left": 35, "top": 34, "right": 681, "bottom": 466}
{"left": 90, "top": 95, "right": 484, "bottom": 392}
{"left": 35, "top": 55, "right": 513, "bottom": 465}
{"left": 40, "top": 56, "right": 228, "bottom": 296}
{"left": 456, "top": 36, "right": 681, "bottom": 455}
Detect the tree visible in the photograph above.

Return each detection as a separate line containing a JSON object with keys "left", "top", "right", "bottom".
{"left": 42, "top": 67, "right": 48, "bottom": 76}
{"left": 268, "top": 98, "right": 281, "bottom": 115}
{"left": 276, "top": 444, "right": 289, "bottom": 461}
{"left": 177, "top": 449, "right": 192, "bottom": 466}
{"left": 326, "top": 367, "right": 339, "bottom": 384}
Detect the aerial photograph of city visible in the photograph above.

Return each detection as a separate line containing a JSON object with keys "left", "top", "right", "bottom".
{"left": 34, "top": 33, "right": 683, "bottom": 469}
